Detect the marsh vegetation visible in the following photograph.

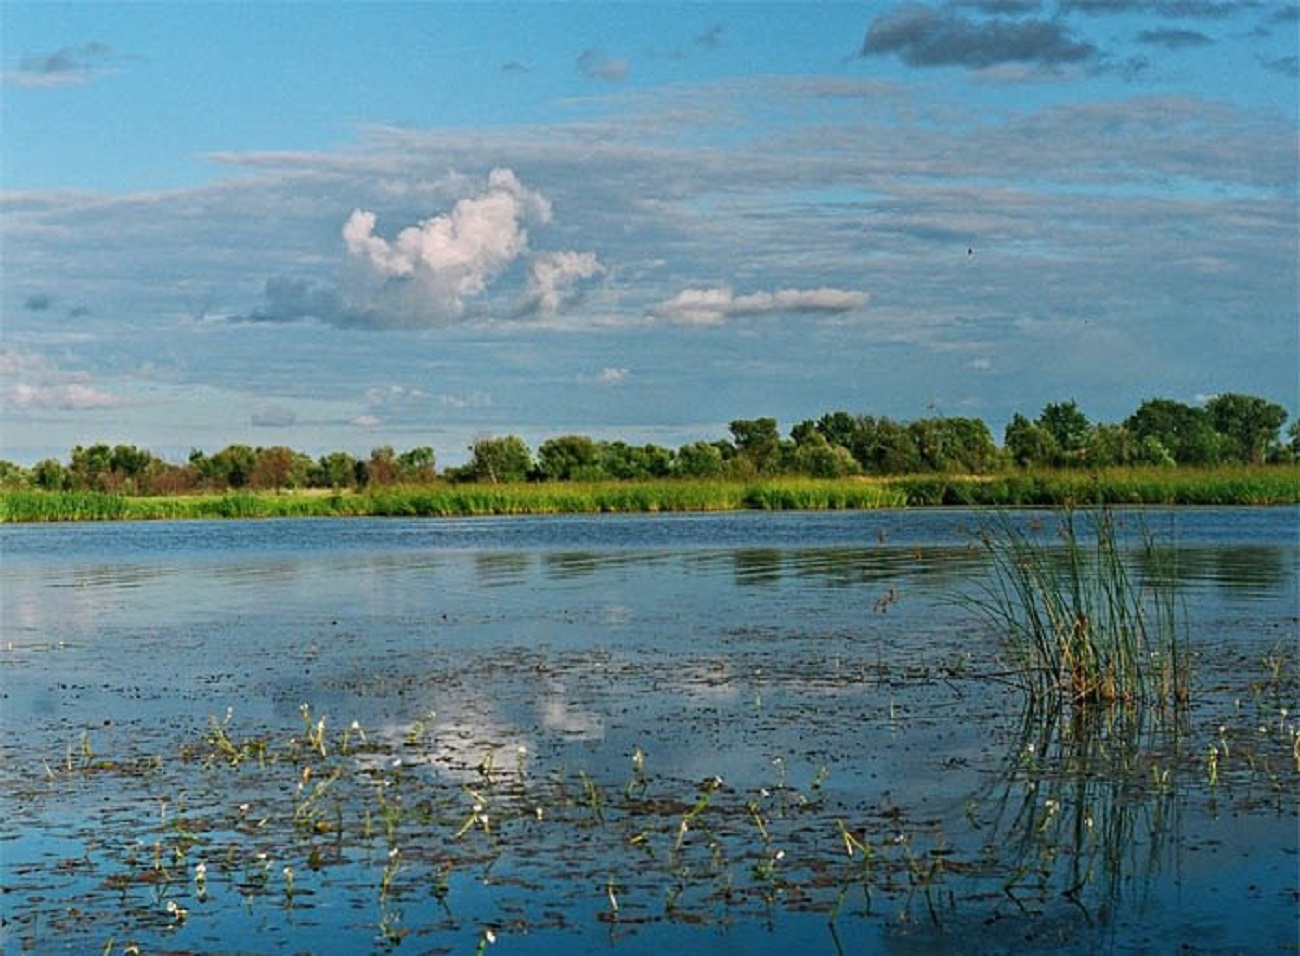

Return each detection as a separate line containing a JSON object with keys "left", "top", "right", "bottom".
{"left": 3, "top": 465, "right": 1298, "bottom": 522}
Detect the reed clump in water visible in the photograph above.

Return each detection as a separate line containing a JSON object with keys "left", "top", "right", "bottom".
{"left": 969, "top": 507, "right": 1188, "bottom": 709}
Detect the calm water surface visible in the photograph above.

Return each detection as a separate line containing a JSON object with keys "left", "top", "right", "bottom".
{"left": 1, "top": 508, "right": 1296, "bottom": 954}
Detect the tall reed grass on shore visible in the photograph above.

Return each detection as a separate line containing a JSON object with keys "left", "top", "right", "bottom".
{"left": 2, "top": 465, "right": 1296, "bottom": 522}
{"left": 966, "top": 507, "right": 1188, "bottom": 709}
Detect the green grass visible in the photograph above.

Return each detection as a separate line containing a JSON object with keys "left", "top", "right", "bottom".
{"left": 889, "top": 465, "right": 1300, "bottom": 507}
{"left": 3, "top": 466, "right": 1296, "bottom": 522}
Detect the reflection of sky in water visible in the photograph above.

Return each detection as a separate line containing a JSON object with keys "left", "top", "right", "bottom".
{"left": 3, "top": 509, "right": 1295, "bottom": 738}
{"left": 1, "top": 509, "right": 1296, "bottom": 953}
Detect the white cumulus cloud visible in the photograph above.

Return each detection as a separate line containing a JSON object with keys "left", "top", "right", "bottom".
{"left": 343, "top": 168, "right": 554, "bottom": 317}
{"left": 652, "top": 285, "right": 869, "bottom": 325}
{"left": 523, "top": 250, "right": 604, "bottom": 317}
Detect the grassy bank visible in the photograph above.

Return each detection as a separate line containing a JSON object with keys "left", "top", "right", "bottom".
{"left": 2, "top": 466, "right": 1297, "bottom": 522}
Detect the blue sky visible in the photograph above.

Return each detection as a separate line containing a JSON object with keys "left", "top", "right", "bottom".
{"left": 3, "top": 1, "right": 1297, "bottom": 466}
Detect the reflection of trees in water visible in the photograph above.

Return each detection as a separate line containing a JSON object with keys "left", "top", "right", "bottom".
{"left": 474, "top": 551, "right": 532, "bottom": 586}
{"left": 728, "top": 546, "right": 987, "bottom": 590}
{"left": 1139, "top": 545, "right": 1291, "bottom": 597}
{"left": 976, "top": 700, "right": 1187, "bottom": 927}
{"left": 732, "top": 548, "right": 784, "bottom": 584}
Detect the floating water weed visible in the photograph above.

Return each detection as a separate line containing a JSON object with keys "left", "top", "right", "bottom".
{"left": 579, "top": 770, "right": 606, "bottom": 822}
{"left": 379, "top": 847, "right": 401, "bottom": 899}
{"left": 299, "top": 703, "right": 328, "bottom": 758}
{"left": 674, "top": 776, "right": 722, "bottom": 852}
{"left": 625, "top": 746, "right": 647, "bottom": 798}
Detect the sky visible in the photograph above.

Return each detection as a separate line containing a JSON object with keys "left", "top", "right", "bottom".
{"left": 2, "top": 1, "right": 1297, "bottom": 467}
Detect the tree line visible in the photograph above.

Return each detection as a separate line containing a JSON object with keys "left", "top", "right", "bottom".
{"left": 2, "top": 392, "right": 1293, "bottom": 495}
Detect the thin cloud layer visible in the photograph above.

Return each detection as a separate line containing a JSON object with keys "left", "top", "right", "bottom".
{"left": 653, "top": 286, "right": 870, "bottom": 325}
{"left": 1, "top": 350, "right": 119, "bottom": 410}
{"left": 1137, "top": 28, "right": 1213, "bottom": 49}
{"left": 578, "top": 48, "right": 629, "bottom": 81}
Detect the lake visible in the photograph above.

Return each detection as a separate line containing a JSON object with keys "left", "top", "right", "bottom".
{"left": 2, "top": 508, "right": 1296, "bottom": 954}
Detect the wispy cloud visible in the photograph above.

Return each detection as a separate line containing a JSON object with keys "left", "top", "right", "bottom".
{"left": 250, "top": 405, "right": 296, "bottom": 427}
{"left": 578, "top": 48, "right": 629, "bottom": 81}
{"left": 1, "top": 349, "right": 120, "bottom": 410}
{"left": 1137, "top": 28, "right": 1213, "bottom": 49}
{"left": 1258, "top": 54, "right": 1299, "bottom": 78}
{"left": 4, "top": 41, "right": 132, "bottom": 88}
{"left": 696, "top": 24, "right": 725, "bottom": 51}
{"left": 1059, "top": 1, "right": 1246, "bottom": 18}
{"left": 652, "top": 286, "right": 870, "bottom": 325}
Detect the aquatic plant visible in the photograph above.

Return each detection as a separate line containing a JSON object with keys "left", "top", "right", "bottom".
{"left": 967, "top": 506, "right": 1189, "bottom": 709}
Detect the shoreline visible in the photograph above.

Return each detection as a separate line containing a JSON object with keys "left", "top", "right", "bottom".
{"left": 3, "top": 466, "right": 1298, "bottom": 522}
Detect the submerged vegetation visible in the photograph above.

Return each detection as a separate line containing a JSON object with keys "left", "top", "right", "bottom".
{"left": 9, "top": 629, "right": 1296, "bottom": 953}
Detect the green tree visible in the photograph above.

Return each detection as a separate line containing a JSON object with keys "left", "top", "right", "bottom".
{"left": 314, "top": 451, "right": 360, "bottom": 489}
{"left": 1286, "top": 420, "right": 1300, "bottom": 462}
{"left": 69, "top": 443, "right": 114, "bottom": 490}
{"left": 362, "top": 446, "right": 399, "bottom": 486}
{"left": 397, "top": 446, "right": 437, "bottom": 482}
{"left": 674, "top": 440, "right": 725, "bottom": 478}
{"left": 1038, "top": 401, "right": 1091, "bottom": 464}
{"left": 463, "top": 435, "right": 533, "bottom": 483}
{"left": 537, "top": 435, "right": 601, "bottom": 481}
{"left": 31, "top": 458, "right": 68, "bottom": 490}
{"left": 791, "top": 430, "right": 860, "bottom": 478}
{"left": 1004, "top": 414, "right": 1058, "bottom": 468}
{"left": 206, "top": 445, "right": 259, "bottom": 489}
{"left": 811, "top": 411, "right": 861, "bottom": 454}
{"left": 1204, "top": 392, "right": 1288, "bottom": 464}
{"left": 599, "top": 442, "right": 673, "bottom": 480}
{"left": 1125, "top": 399, "right": 1219, "bottom": 465}
{"left": 252, "top": 446, "right": 312, "bottom": 490}
{"left": 856, "top": 417, "right": 921, "bottom": 474}
{"left": 0, "top": 460, "right": 28, "bottom": 487}
{"left": 1084, "top": 423, "right": 1136, "bottom": 467}
{"left": 729, "top": 418, "right": 783, "bottom": 475}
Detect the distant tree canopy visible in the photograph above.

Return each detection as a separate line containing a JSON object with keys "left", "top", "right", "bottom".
{"left": 3, "top": 392, "right": 1293, "bottom": 493}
